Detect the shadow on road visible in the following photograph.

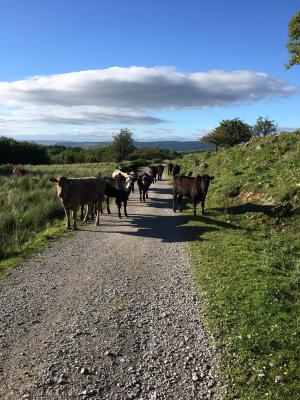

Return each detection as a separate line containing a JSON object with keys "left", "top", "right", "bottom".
{"left": 91, "top": 184, "right": 241, "bottom": 243}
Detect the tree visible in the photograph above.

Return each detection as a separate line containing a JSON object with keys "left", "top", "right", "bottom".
{"left": 201, "top": 118, "right": 252, "bottom": 151}
{"left": 111, "top": 128, "right": 135, "bottom": 162}
{"left": 285, "top": 10, "right": 300, "bottom": 69}
{"left": 252, "top": 116, "right": 278, "bottom": 137}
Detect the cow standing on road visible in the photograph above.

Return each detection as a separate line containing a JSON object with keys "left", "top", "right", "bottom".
{"left": 148, "top": 166, "right": 158, "bottom": 183}
{"left": 157, "top": 164, "right": 164, "bottom": 181}
{"left": 173, "top": 174, "right": 214, "bottom": 215}
{"left": 49, "top": 176, "right": 106, "bottom": 229}
{"left": 137, "top": 173, "right": 152, "bottom": 202}
{"left": 167, "top": 163, "right": 174, "bottom": 175}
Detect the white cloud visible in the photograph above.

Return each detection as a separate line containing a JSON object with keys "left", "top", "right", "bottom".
{"left": 0, "top": 67, "right": 298, "bottom": 133}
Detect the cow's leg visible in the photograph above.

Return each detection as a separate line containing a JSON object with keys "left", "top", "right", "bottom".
{"left": 201, "top": 199, "right": 205, "bottom": 215}
{"left": 80, "top": 204, "right": 84, "bottom": 220}
{"left": 193, "top": 200, "right": 197, "bottom": 216}
{"left": 65, "top": 207, "right": 71, "bottom": 229}
{"left": 83, "top": 203, "right": 92, "bottom": 223}
{"left": 117, "top": 199, "right": 122, "bottom": 219}
{"left": 146, "top": 190, "right": 148, "bottom": 199}
{"left": 106, "top": 196, "right": 111, "bottom": 214}
{"left": 92, "top": 201, "right": 97, "bottom": 219}
{"left": 139, "top": 188, "right": 142, "bottom": 202}
{"left": 96, "top": 202, "right": 101, "bottom": 226}
{"left": 173, "top": 192, "right": 178, "bottom": 212}
{"left": 143, "top": 189, "right": 146, "bottom": 202}
{"left": 73, "top": 209, "right": 78, "bottom": 230}
{"left": 178, "top": 195, "right": 183, "bottom": 212}
{"left": 124, "top": 200, "right": 128, "bottom": 217}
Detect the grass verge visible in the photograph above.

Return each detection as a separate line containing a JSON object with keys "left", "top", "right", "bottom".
{"left": 174, "top": 132, "right": 300, "bottom": 399}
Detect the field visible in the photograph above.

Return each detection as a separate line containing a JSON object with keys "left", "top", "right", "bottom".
{"left": 173, "top": 131, "right": 300, "bottom": 399}
{"left": 0, "top": 163, "right": 116, "bottom": 275}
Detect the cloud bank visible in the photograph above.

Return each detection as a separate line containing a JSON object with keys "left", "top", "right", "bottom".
{"left": 0, "top": 66, "right": 298, "bottom": 131}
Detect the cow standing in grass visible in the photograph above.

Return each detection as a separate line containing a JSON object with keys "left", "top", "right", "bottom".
{"left": 49, "top": 176, "right": 106, "bottom": 229}
{"left": 173, "top": 175, "right": 214, "bottom": 215}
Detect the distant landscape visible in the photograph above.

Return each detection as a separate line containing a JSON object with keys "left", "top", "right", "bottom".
{"left": 35, "top": 140, "right": 213, "bottom": 152}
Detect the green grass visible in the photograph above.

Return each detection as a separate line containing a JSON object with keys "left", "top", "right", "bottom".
{"left": 174, "top": 131, "right": 300, "bottom": 399}
{"left": 0, "top": 162, "right": 116, "bottom": 276}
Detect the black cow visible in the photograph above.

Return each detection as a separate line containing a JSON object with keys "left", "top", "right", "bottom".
{"left": 148, "top": 165, "right": 158, "bottom": 183}
{"left": 167, "top": 163, "right": 174, "bottom": 175}
{"left": 157, "top": 164, "right": 164, "bottom": 181}
{"left": 137, "top": 173, "right": 152, "bottom": 202}
{"left": 172, "top": 164, "right": 181, "bottom": 177}
{"left": 173, "top": 174, "right": 214, "bottom": 215}
{"left": 103, "top": 175, "right": 132, "bottom": 218}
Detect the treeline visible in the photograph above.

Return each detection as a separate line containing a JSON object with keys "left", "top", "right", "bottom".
{"left": 201, "top": 116, "right": 282, "bottom": 151}
{"left": 0, "top": 130, "right": 175, "bottom": 165}
{"left": 0, "top": 137, "right": 50, "bottom": 164}
{"left": 47, "top": 143, "right": 174, "bottom": 164}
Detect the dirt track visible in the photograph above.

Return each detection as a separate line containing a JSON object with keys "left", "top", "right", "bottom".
{"left": 0, "top": 176, "right": 224, "bottom": 399}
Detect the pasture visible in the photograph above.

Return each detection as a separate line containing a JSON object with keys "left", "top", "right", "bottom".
{"left": 173, "top": 131, "right": 300, "bottom": 399}
{"left": 0, "top": 162, "right": 115, "bottom": 274}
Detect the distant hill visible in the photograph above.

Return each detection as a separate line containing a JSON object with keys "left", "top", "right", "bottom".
{"left": 36, "top": 140, "right": 213, "bottom": 152}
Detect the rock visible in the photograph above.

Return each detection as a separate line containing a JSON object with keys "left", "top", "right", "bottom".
{"left": 275, "top": 375, "right": 283, "bottom": 383}
{"left": 57, "top": 374, "right": 68, "bottom": 385}
{"left": 192, "top": 372, "right": 198, "bottom": 381}
{"left": 80, "top": 367, "right": 89, "bottom": 375}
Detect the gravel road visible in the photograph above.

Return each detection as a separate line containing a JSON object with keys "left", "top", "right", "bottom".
{"left": 0, "top": 176, "right": 224, "bottom": 400}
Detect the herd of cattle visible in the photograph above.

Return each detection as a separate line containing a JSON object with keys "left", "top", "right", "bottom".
{"left": 48, "top": 162, "right": 214, "bottom": 230}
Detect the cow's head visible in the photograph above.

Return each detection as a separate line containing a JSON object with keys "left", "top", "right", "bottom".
{"left": 201, "top": 175, "right": 215, "bottom": 187}
{"left": 49, "top": 176, "right": 72, "bottom": 199}
{"left": 126, "top": 176, "right": 134, "bottom": 193}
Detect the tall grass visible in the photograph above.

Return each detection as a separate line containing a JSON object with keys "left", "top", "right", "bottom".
{"left": 0, "top": 163, "right": 115, "bottom": 272}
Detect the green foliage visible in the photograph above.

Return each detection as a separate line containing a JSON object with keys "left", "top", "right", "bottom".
{"left": 202, "top": 118, "right": 252, "bottom": 150}
{"left": 128, "top": 146, "right": 173, "bottom": 161}
{"left": 110, "top": 128, "right": 136, "bottom": 162}
{"left": 0, "top": 136, "right": 50, "bottom": 164}
{"left": 174, "top": 130, "right": 300, "bottom": 399}
{"left": 0, "top": 162, "right": 115, "bottom": 274}
{"left": 285, "top": 10, "right": 300, "bottom": 69}
{"left": 253, "top": 116, "right": 278, "bottom": 137}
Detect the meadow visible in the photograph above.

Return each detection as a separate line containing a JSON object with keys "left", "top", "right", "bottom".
{"left": 174, "top": 131, "right": 300, "bottom": 399}
{"left": 0, "top": 162, "right": 116, "bottom": 275}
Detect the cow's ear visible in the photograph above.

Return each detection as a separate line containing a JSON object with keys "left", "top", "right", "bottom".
{"left": 210, "top": 176, "right": 215, "bottom": 181}
{"left": 49, "top": 177, "right": 58, "bottom": 183}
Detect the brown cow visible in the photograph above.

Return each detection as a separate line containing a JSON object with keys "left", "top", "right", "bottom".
{"left": 49, "top": 176, "right": 106, "bottom": 230}
{"left": 12, "top": 166, "right": 26, "bottom": 177}
{"left": 173, "top": 174, "right": 214, "bottom": 215}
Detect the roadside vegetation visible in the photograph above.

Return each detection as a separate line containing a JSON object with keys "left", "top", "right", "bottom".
{"left": 0, "top": 163, "right": 115, "bottom": 276}
{"left": 173, "top": 130, "right": 300, "bottom": 399}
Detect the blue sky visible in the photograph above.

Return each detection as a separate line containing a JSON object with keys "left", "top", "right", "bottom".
{"left": 0, "top": 0, "right": 299, "bottom": 142}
